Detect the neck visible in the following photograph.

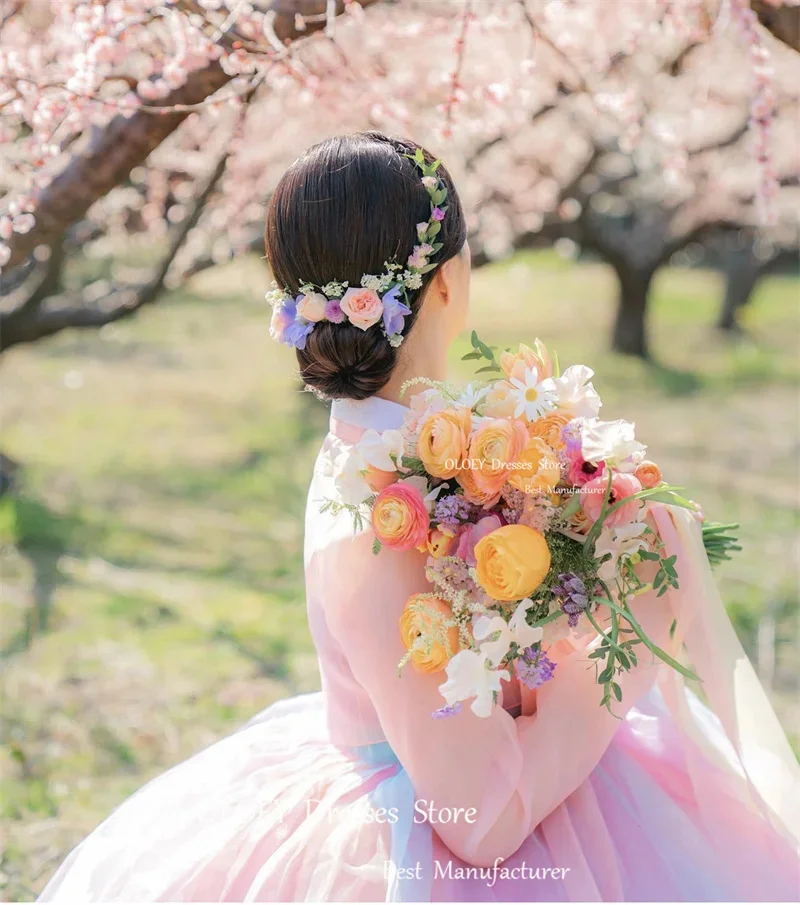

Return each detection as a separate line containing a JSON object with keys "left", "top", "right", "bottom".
{"left": 375, "top": 328, "right": 449, "bottom": 407}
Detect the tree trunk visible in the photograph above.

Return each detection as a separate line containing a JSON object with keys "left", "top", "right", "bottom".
{"left": 717, "top": 246, "right": 763, "bottom": 332}
{"left": 611, "top": 264, "right": 654, "bottom": 358}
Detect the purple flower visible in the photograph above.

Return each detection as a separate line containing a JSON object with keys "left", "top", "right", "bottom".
{"left": 283, "top": 317, "right": 314, "bottom": 350}
{"left": 516, "top": 646, "right": 557, "bottom": 689}
{"left": 431, "top": 206, "right": 446, "bottom": 221}
{"left": 324, "top": 299, "right": 345, "bottom": 323}
{"left": 434, "top": 493, "right": 476, "bottom": 529}
{"left": 432, "top": 701, "right": 462, "bottom": 719}
{"left": 552, "top": 572, "right": 590, "bottom": 627}
{"left": 381, "top": 285, "right": 412, "bottom": 337}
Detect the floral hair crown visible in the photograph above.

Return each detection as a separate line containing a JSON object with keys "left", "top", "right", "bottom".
{"left": 267, "top": 148, "right": 448, "bottom": 351}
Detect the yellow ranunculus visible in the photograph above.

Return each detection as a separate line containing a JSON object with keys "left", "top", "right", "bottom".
{"left": 474, "top": 524, "right": 551, "bottom": 601}
{"left": 399, "top": 594, "right": 461, "bottom": 673}
{"left": 417, "top": 407, "right": 472, "bottom": 479}
{"left": 508, "top": 437, "right": 561, "bottom": 494}
{"left": 528, "top": 411, "right": 571, "bottom": 450}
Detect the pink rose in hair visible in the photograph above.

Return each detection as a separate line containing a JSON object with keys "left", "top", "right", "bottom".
{"left": 580, "top": 471, "right": 642, "bottom": 526}
{"left": 340, "top": 288, "right": 384, "bottom": 331}
{"left": 296, "top": 292, "right": 328, "bottom": 323}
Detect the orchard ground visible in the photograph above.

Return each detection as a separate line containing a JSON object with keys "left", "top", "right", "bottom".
{"left": 1, "top": 251, "right": 798, "bottom": 899}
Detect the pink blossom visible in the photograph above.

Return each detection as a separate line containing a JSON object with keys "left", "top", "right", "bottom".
{"left": 581, "top": 472, "right": 642, "bottom": 527}
{"left": 340, "top": 287, "right": 383, "bottom": 330}
{"left": 455, "top": 515, "right": 502, "bottom": 566}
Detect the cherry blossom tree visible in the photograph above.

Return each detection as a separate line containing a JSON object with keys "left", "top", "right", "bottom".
{"left": 1, "top": 0, "right": 798, "bottom": 357}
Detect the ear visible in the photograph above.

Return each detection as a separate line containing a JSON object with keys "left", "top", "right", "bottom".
{"left": 434, "top": 250, "right": 467, "bottom": 306}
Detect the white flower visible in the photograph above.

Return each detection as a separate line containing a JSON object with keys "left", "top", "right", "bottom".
{"left": 333, "top": 452, "right": 371, "bottom": 506}
{"left": 264, "top": 287, "right": 289, "bottom": 307}
{"left": 388, "top": 333, "right": 404, "bottom": 348}
{"left": 402, "top": 271, "right": 423, "bottom": 290}
{"left": 322, "top": 281, "right": 345, "bottom": 298}
{"left": 457, "top": 382, "right": 489, "bottom": 410}
{"left": 401, "top": 475, "right": 444, "bottom": 513}
{"left": 360, "top": 274, "right": 381, "bottom": 292}
{"left": 438, "top": 649, "right": 510, "bottom": 718}
{"left": 474, "top": 599, "right": 543, "bottom": 666}
{"left": 594, "top": 521, "right": 649, "bottom": 582}
{"left": 508, "top": 367, "right": 558, "bottom": 421}
{"left": 581, "top": 418, "right": 646, "bottom": 469}
{"left": 416, "top": 222, "right": 428, "bottom": 241}
{"left": 552, "top": 365, "right": 602, "bottom": 419}
{"left": 357, "top": 429, "right": 404, "bottom": 473}
{"left": 421, "top": 176, "right": 438, "bottom": 191}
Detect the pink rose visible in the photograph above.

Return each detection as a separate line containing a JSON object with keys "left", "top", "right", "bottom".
{"left": 581, "top": 471, "right": 642, "bottom": 526}
{"left": 455, "top": 514, "right": 502, "bottom": 566}
{"left": 340, "top": 288, "right": 383, "bottom": 331}
{"left": 296, "top": 292, "right": 328, "bottom": 323}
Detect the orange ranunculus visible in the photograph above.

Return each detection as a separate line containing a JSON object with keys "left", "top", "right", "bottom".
{"left": 499, "top": 339, "right": 553, "bottom": 382}
{"left": 427, "top": 527, "right": 454, "bottom": 559}
{"left": 528, "top": 411, "right": 571, "bottom": 450}
{"left": 474, "top": 524, "right": 551, "bottom": 601}
{"left": 457, "top": 418, "right": 528, "bottom": 507}
{"left": 508, "top": 437, "right": 561, "bottom": 494}
{"left": 372, "top": 482, "right": 430, "bottom": 550}
{"left": 634, "top": 460, "right": 662, "bottom": 489}
{"left": 417, "top": 407, "right": 472, "bottom": 479}
{"left": 400, "top": 594, "right": 461, "bottom": 673}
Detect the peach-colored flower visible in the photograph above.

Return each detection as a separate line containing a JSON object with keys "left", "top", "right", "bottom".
{"left": 340, "top": 287, "right": 384, "bottom": 330}
{"left": 269, "top": 303, "right": 292, "bottom": 343}
{"left": 458, "top": 418, "right": 528, "bottom": 507}
{"left": 499, "top": 340, "right": 553, "bottom": 382}
{"left": 372, "top": 482, "right": 430, "bottom": 550}
{"left": 400, "top": 594, "right": 460, "bottom": 673}
{"left": 581, "top": 472, "right": 642, "bottom": 526}
{"left": 296, "top": 292, "right": 328, "bottom": 323}
{"left": 528, "top": 411, "right": 570, "bottom": 450}
{"left": 508, "top": 437, "right": 561, "bottom": 494}
{"left": 482, "top": 381, "right": 516, "bottom": 418}
{"left": 417, "top": 407, "right": 472, "bottom": 479}
{"left": 427, "top": 527, "right": 454, "bottom": 559}
{"left": 364, "top": 466, "right": 399, "bottom": 493}
{"left": 634, "top": 460, "right": 662, "bottom": 489}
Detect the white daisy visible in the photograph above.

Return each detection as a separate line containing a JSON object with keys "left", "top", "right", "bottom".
{"left": 508, "top": 367, "right": 558, "bottom": 421}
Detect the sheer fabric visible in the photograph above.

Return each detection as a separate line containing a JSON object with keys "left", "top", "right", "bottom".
{"left": 39, "top": 396, "right": 800, "bottom": 902}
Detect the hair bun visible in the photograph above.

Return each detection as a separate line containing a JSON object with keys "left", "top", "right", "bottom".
{"left": 298, "top": 321, "right": 397, "bottom": 400}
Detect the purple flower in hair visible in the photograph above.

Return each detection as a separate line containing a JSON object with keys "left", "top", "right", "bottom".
{"left": 381, "top": 285, "right": 412, "bottom": 337}
{"left": 516, "top": 646, "right": 557, "bottom": 689}
{"left": 432, "top": 206, "right": 446, "bottom": 221}
{"left": 324, "top": 299, "right": 346, "bottom": 323}
{"left": 552, "top": 572, "right": 590, "bottom": 627}
{"left": 283, "top": 317, "right": 314, "bottom": 350}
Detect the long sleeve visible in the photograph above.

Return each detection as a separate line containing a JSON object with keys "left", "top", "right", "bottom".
{"left": 320, "top": 520, "right": 675, "bottom": 867}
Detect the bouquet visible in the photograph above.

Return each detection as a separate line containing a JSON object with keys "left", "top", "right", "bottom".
{"left": 322, "top": 334, "right": 740, "bottom": 718}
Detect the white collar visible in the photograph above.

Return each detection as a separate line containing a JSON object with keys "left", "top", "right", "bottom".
{"left": 330, "top": 396, "right": 408, "bottom": 432}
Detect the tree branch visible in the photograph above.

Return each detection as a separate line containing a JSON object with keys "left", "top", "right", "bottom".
{"left": 0, "top": 145, "right": 231, "bottom": 352}
{"left": 752, "top": 0, "right": 800, "bottom": 53}
{"left": 2, "top": 0, "right": 377, "bottom": 270}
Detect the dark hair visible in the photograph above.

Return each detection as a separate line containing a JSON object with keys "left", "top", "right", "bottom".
{"left": 264, "top": 132, "right": 467, "bottom": 400}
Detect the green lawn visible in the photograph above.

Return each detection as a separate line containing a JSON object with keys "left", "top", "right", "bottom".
{"left": 1, "top": 251, "right": 798, "bottom": 899}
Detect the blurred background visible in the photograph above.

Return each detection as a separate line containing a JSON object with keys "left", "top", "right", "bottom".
{"left": 1, "top": 0, "right": 799, "bottom": 899}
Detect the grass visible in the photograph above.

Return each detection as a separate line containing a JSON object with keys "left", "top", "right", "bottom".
{"left": 1, "top": 250, "right": 798, "bottom": 899}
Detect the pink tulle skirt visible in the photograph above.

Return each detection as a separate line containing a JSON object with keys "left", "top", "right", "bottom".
{"left": 39, "top": 690, "right": 799, "bottom": 902}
